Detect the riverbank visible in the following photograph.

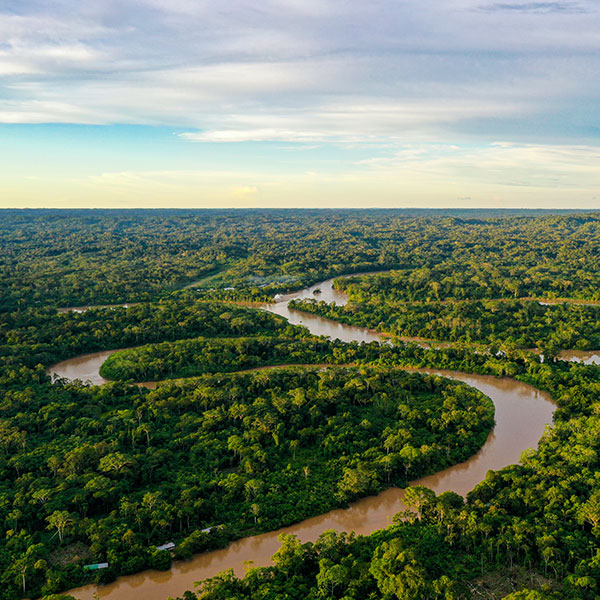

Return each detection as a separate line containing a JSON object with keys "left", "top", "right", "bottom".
{"left": 49, "top": 276, "right": 559, "bottom": 600}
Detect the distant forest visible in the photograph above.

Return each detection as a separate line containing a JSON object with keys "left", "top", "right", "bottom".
{"left": 2, "top": 208, "right": 600, "bottom": 310}
{"left": 2, "top": 209, "right": 600, "bottom": 600}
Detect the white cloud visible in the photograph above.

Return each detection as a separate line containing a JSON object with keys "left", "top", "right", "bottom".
{"left": 355, "top": 142, "right": 600, "bottom": 189}
{"left": 0, "top": 100, "right": 108, "bottom": 123}
{"left": 177, "top": 97, "right": 530, "bottom": 143}
{"left": 0, "top": 0, "right": 598, "bottom": 145}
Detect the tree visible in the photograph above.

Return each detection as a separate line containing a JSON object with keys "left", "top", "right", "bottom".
{"left": 272, "top": 535, "right": 309, "bottom": 576}
{"left": 403, "top": 486, "right": 436, "bottom": 522}
{"left": 11, "top": 544, "right": 46, "bottom": 594}
{"left": 46, "top": 511, "right": 74, "bottom": 544}
{"left": 289, "top": 439, "right": 299, "bottom": 458}
{"left": 370, "top": 539, "right": 429, "bottom": 600}
{"left": 578, "top": 490, "right": 600, "bottom": 534}
{"left": 244, "top": 479, "right": 262, "bottom": 501}
{"left": 316, "top": 559, "right": 348, "bottom": 598}
{"left": 336, "top": 464, "right": 376, "bottom": 501}
{"left": 227, "top": 435, "right": 244, "bottom": 461}
{"left": 99, "top": 452, "right": 134, "bottom": 475}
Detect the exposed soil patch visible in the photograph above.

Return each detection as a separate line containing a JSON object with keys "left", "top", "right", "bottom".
{"left": 468, "top": 567, "right": 560, "bottom": 599}
{"left": 49, "top": 542, "right": 93, "bottom": 567}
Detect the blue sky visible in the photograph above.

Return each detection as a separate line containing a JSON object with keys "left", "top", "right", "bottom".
{"left": 1, "top": 0, "right": 599, "bottom": 208}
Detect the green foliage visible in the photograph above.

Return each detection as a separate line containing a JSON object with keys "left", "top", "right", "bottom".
{"left": 291, "top": 295, "right": 600, "bottom": 350}
{"left": 0, "top": 357, "right": 493, "bottom": 598}
{"left": 0, "top": 299, "right": 291, "bottom": 368}
{"left": 4, "top": 210, "right": 600, "bottom": 599}
{"left": 99, "top": 337, "right": 333, "bottom": 381}
{"left": 4, "top": 209, "right": 600, "bottom": 310}
{"left": 334, "top": 262, "right": 600, "bottom": 303}
{"left": 501, "top": 591, "right": 559, "bottom": 599}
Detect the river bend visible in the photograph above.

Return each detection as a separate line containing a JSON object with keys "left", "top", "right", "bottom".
{"left": 52, "top": 276, "right": 565, "bottom": 600}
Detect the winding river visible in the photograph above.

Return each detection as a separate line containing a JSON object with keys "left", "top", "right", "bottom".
{"left": 50, "top": 276, "right": 588, "bottom": 600}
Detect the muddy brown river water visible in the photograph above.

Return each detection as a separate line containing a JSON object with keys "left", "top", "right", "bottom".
{"left": 49, "top": 276, "right": 587, "bottom": 600}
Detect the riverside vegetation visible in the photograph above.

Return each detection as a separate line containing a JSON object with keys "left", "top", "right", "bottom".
{"left": 185, "top": 345, "right": 600, "bottom": 600}
{"left": 0, "top": 313, "right": 494, "bottom": 598}
{"left": 290, "top": 295, "right": 600, "bottom": 353}
{"left": 2, "top": 209, "right": 600, "bottom": 599}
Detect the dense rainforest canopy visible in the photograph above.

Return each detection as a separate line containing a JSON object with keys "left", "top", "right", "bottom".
{"left": 3, "top": 208, "right": 600, "bottom": 310}
{"left": 291, "top": 294, "right": 600, "bottom": 352}
{"left": 2, "top": 209, "right": 600, "bottom": 600}
{"left": 184, "top": 344, "right": 600, "bottom": 600}
{"left": 0, "top": 306, "right": 494, "bottom": 598}
{"left": 99, "top": 336, "right": 337, "bottom": 381}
